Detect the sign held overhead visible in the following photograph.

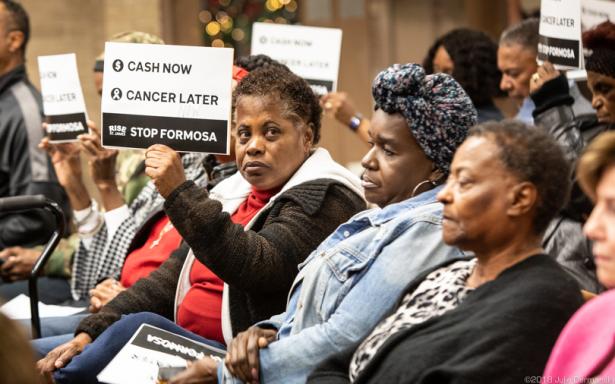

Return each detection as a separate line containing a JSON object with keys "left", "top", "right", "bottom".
{"left": 251, "top": 22, "right": 342, "bottom": 96}
{"left": 101, "top": 42, "right": 233, "bottom": 154}
{"left": 37, "top": 53, "right": 89, "bottom": 142}
{"left": 538, "top": 0, "right": 583, "bottom": 69}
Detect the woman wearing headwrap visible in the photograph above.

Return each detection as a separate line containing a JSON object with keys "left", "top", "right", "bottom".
{"left": 308, "top": 120, "right": 584, "bottom": 384}
{"left": 168, "top": 63, "right": 476, "bottom": 384}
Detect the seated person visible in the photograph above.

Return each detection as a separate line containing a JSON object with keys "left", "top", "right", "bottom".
{"left": 36, "top": 65, "right": 366, "bottom": 383}
{"left": 423, "top": 27, "right": 503, "bottom": 123}
{"left": 320, "top": 27, "right": 503, "bottom": 143}
{"left": 542, "top": 131, "right": 615, "bottom": 380}
{"left": 169, "top": 63, "right": 477, "bottom": 384}
{"left": 308, "top": 120, "right": 584, "bottom": 384}
{"left": 0, "top": 31, "right": 164, "bottom": 305}
{"left": 527, "top": 21, "right": 615, "bottom": 293}
{"left": 50, "top": 125, "right": 208, "bottom": 303}
{"left": 21, "top": 65, "right": 248, "bottom": 338}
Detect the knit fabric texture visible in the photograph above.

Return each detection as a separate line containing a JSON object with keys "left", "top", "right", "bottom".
{"left": 583, "top": 21, "right": 615, "bottom": 79}
{"left": 585, "top": 48, "right": 615, "bottom": 79}
{"left": 371, "top": 63, "right": 477, "bottom": 174}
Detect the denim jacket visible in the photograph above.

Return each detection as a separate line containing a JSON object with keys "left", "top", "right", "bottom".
{"left": 218, "top": 186, "right": 465, "bottom": 383}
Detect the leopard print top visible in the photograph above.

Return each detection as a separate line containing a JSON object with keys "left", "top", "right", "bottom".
{"left": 349, "top": 259, "right": 476, "bottom": 381}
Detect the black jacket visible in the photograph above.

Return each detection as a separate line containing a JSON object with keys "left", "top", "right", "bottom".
{"left": 307, "top": 255, "right": 583, "bottom": 384}
{"left": 0, "top": 66, "right": 70, "bottom": 249}
{"left": 76, "top": 179, "right": 365, "bottom": 339}
{"left": 532, "top": 75, "right": 608, "bottom": 293}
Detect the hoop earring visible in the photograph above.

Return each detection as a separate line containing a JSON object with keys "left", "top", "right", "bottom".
{"left": 411, "top": 179, "right": 436, "bottom": 197}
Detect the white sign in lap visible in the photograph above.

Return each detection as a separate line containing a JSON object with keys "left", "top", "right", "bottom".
{"left": 38, "top": 53, "right": 89, "bottom": 142}
{"left": 97, "top": 324, "right": 226, "bottom": 384}
{"left": 251, "top": 22, "right": 342, "bottom": 96}
{"left": 101, "top": 42, "right": 233, "bottom": 154}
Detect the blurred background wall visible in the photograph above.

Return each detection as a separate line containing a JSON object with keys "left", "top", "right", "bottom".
{"left": 20, "top": 0, "right": 540, "bottom": 168}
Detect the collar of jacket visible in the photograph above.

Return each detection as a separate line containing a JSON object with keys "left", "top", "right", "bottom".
{"left": 209, "top": 147, "right": 365, "bottom": 216}
{"left": 361, "top": 184, "right": 443, "bottom": 227}
{"left": 0, "top": 65, "right": 27, "bottom": 95}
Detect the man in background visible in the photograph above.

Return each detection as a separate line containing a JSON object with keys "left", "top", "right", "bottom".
{"left": 497, "top": 18, "right": 593, "bottom": 124}
{"left": 0, "top": 0, "right": 69, "bottom": 253}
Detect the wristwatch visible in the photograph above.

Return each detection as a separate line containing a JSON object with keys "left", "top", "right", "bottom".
{"left": 348, "top": 113, "right": 363, "bottom": 132}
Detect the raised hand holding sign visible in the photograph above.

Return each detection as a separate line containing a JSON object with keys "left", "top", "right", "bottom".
{"left": 144, "top": 144, "right": 186, "bottom": 199}
{"left": 101, "top": 43, "right": 233, "bottom": 154}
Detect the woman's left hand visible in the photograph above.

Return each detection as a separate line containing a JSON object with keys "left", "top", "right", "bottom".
{"left": 144, "top": 144, "right": 186, "bottom": 199}
{"left": 529, "top": 61, "right": 561, "bottom": 94}
{"left": 169, "top": 358, "right": 218, "bottom": 384}
{"left": 79, "top": 121, "right": 119, "bottom": 189}
{"left": 88, "top": 278, "right": 126, "bottom": 313}
{"left": 0, "top": 246, "right": 39, "bottom": 281}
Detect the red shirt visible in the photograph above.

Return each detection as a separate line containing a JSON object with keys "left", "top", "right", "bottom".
{"left": 177, "top": 187, "right": 279, "bottom": 344}
{"left": 120, "top": 215, "right": 182, "bottom": 287}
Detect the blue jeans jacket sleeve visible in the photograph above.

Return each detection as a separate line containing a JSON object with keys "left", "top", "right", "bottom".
{"left": 220, "top": 219, "right": 462, "bottom": 384}
{"left": 255, "top": 313, "right": 285, "bottom": 331}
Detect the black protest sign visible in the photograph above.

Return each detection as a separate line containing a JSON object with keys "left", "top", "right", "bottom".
{"left": 102, "top": 113, "right": 227, "bottom": 153}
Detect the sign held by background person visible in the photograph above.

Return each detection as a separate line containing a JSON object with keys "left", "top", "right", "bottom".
{"left": 38, "top": 53, "right": 89, "bottom": 142}
{"left": 251, "top": 22, "right": 342, "bottom": 96}
{"left": 101, "top": 42, "right": 233, "bottom": 154}
{"left": 538, "top": 0, "right": 583, "bottom": 69}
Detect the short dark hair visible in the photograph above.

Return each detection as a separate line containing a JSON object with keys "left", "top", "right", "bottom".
{"left": 234, "top": 54, "right": 287, "bottom": 72}
{"left": 233, "top": 66, "right": 322, "bottom": 144}
{"left": 0, "top": 0, "right": 29, "bottom": 55}
{"left": 468, "top": 119, "right": 571, "bottom": 235}
{"left": 500, "top": 17, "right": 539, "bottom": 52}
{"left": 423, "top": 28, "right": 502, "bottom": 107}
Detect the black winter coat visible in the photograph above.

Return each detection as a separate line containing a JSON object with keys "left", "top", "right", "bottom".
{"left": 532, "top": 75, "right": 609, "bottom": 293}
{"left": 76, "top": 179, "right": 365, "bottom": 339}
{"left": 0, "top": 65, "right": 70, "bottom": 249}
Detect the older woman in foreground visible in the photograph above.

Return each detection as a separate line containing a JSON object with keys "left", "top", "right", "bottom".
{"left": 308, "top": 120, "right": 584, "bottom": 384}
{"left": 542, "top": 131, "right": 615, "bottom": 381}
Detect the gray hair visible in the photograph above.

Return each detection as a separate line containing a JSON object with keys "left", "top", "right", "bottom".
{"left": 500, "top": 18, "right": 539, "bottom": 52}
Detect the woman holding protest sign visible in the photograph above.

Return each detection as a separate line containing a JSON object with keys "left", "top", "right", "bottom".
{"left": 37, "top": 64, "right": 365, "bottom": 383}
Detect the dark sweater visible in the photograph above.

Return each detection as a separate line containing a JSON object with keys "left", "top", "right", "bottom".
{"left": 76, "top": 179, "right": 365, "bottom": 339}
{"left": 0, "top": 65, "right": 71, "bottom": 248}
{"left": 308, "top": 255, "right": 584, "bottom": 384}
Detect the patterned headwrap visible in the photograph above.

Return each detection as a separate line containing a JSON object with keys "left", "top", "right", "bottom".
{"left": 372, "top": 63, "right": 477, "bottom": 174}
